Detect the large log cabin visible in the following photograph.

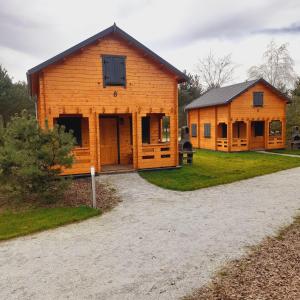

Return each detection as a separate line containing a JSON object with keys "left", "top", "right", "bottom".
{"left": 27, "top": 24, "right": 187, "bottom": 174}
{"left": 185, "top": 78, "right": 290, "bottom": 152}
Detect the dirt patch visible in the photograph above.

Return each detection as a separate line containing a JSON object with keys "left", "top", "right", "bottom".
{"left": 183, "top": 216, "right": 300, "bottom": 300}
{"left": 62, "top": 178, "right": 121, "bottom": 212}
{"left": 0, "top": 177, "right": 120, "bottom": 213}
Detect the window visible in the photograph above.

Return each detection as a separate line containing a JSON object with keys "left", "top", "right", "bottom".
{"left": 102, "top": 55, "right": 126, "bottom": 87}
{"left": 56, "top": 117, "right": 82, "bottom": 146}
{"left": 142, "top": 116, "right": 150, "bottom": 144}
{"left": 253, "top": 92, "right": 264, "bottom": 107}
{"left": 191, "top": 124, "right": 197, "bottom": 137}
{"left": 204, "top": 123, "right": 211, "bottom": 138}
{"left": 269, "top": 120, "right": 282, "bottom": 136}
{"left": 161, "top": 116, "right": 170, "bottom": 142}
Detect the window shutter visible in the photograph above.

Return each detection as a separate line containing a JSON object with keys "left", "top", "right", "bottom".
{"left": 102, "top": 56, "right": 126, "bottom": 87}
{"left": 191, "top": 124, "right": 197, "bottom": 137}
{"left": 103, "top": 57, "right": 112, "bottom": 86}
{"left": 253, "top": 92, "right": 263, "bottom": 107}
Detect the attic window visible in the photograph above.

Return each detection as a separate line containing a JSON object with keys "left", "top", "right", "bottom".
{"left": 102, "top": 55, "right": 126, "bottom": 87}
{"left": 253, "top": 92, "right": 264, "bottom": 107}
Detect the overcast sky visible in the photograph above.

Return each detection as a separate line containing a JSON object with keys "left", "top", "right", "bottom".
{"left": 1, "top": 0, "right": 300, "bottom": 83}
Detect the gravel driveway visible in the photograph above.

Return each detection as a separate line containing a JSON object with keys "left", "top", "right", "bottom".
{"left": 1, "top": 168, "right": 300, "bottom": 300}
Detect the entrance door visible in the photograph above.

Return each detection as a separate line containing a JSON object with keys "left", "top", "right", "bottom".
{"left": 100, "top": 118, "right": 119, "bottom": 165}
{"left": 250, "top": 121, "right": 265, "bottom": 150}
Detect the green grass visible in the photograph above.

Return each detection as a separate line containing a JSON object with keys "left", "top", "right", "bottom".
{"left": 269, "top": 149, "right": 300, "bottom": 155}
{"left": 0, "top": 206, "right": 100, "bottom": 241}
{"left": 139, "top": 149, "right": 300, "bottom": 191}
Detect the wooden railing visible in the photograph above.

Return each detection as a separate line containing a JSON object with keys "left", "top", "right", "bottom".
{"left": 268, "top": 136, "right": 284, "bottom": 149}
{"left": 231, "top": 138, "right": 248, "bottom": 150}
{"left": 217, "top": 138, "right": 228, "bottom": 151}
{"left": 140, "top": 143, "right": 172, "bottom": 168}
{"left": 73, "top": 147, "right": 91, "bottom": 164}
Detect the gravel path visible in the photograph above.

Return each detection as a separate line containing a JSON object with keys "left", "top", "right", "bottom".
{"left": 1, "top": 168, "right": 300, "bottom": 300}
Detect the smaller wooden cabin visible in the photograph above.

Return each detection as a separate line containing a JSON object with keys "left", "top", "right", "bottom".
{"left": 27, "top": 24, "right": 188, "bottom": 175}
{"left": 185, "top": 78, "right": 290, "bottom": 152}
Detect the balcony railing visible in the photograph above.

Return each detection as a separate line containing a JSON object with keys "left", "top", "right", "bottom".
{"left": 231, "top": 138, "right": 248, "bottom": 149}
{"left": 217, "top": 138, "right": 228, "bottom": 151}
{"left": 268, "top": 136, "right": 284, "bottom": 148}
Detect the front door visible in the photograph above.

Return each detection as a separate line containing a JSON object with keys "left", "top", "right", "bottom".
{"left": 100, "top": 118, "right": 119, "bottom": 165}
{"left": 250, "top": 121, "right": 265, "bottom": 150}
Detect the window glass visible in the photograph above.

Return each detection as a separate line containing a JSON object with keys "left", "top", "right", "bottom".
{"left": 204, "top": 123, "right": 211, "bottom": 138}
{"left": 253, "top": 92, "right": 264, "bottom": 107}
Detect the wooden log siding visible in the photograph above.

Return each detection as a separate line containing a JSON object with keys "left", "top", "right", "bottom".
{"left": 34, "top": 35, "right": 180, "bottom": 174}
{"left": 188, "top": 82, "right": 287, "bottom": 152}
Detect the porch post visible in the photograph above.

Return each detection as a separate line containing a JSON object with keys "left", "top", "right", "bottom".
{"left": 247, "top": 120, "right": 251, "bottom": 150}
{"left": 227, "top": 121, "right": 232, "bottom": 152}
{"left": 95, "top": 113, "right": 101, "bottom": 172}
{"left": 264, "top": 120, "right": 269, "bottom": 150}
{"left": 88, "top": 112, "right": 97, "bottom": 171}
{"left": 132, "top": 112, "right": 139, "bottom": 169}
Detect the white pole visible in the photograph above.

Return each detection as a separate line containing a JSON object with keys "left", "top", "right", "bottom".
{"left": 91, "top": 166, "right": 96, "bottom": 208}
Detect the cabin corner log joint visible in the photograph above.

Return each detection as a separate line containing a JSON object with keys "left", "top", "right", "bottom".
{"left": 186, "top": 78, "right": 290, "bottom": 152}
{"left": 27, "top": 24, "right": 188, "bottom": 175}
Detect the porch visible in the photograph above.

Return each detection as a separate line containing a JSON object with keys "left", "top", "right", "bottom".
{"left": 216, "top": 119, "right": 285, "bottom": 152}
{"left": 53, "top": 111, "right": 177, "bottom": 175}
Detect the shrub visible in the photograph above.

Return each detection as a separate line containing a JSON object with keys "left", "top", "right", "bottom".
{"left": 0, "top": 111, "right": 75, "bottom": 203}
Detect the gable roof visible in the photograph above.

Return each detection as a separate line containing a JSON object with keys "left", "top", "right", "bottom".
{"left": 185, "top": 78, "right": 290, "bottom": 110}
{"left": 27, "top": 23, "right": 188, "bottom": 83}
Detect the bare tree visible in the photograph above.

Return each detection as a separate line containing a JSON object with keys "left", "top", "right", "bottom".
{"left": 195, "top": 52, "right": 237, "bottom": 90}
{"left": 248, "top": 40, "right": 296, "bottom": 92}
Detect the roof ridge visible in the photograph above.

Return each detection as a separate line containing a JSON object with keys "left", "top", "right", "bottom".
{"left": 27, "top": 24, "right": 188, "bottom": 83}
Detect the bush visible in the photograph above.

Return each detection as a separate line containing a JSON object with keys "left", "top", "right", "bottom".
{"left": 0, "top": 111, "right": 75, "bottom": 203}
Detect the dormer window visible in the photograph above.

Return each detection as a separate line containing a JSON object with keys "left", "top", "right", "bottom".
{"left": 102, "top": 55, "right": 126, "bottom": 87}
{"left": 253, "top": 92, "right": 264, "bottom": 107}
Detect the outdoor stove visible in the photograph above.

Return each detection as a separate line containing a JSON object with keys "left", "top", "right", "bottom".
{"left": 178, "top": 126, "right": 195, "bottom": 165}
{"left": 291, "top": 126, "right": 300, "bottom": 149}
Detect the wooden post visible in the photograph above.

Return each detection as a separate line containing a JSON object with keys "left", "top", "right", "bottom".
{"left": 90, "top": 166, "right": 96, "bottom": 208}
{"left": 247, "top": 120, "right": 251, "bottom": 150}
{"left": 214, "top": 107, "right": 218, "bottom": 150}
{"left": 264, "top": 120, "right": 269, "bottom": 150}
{"left": 132, "top": 112, "right": 139, "bottom": 169}
{"left": 228, "top": 104, "right": 232, "bottom": 152}
{"left": 95, "top": 112, "right": 101, "bottom": 172}
{"left": 88, "top": 112, "right": 97, "bottom": 171}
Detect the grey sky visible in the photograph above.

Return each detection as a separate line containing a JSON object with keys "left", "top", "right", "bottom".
{"left": 0, "top": 0, "right": 300, "bottom": 83}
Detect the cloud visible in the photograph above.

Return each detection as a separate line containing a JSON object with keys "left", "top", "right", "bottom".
{"left": 0, "top": 10, "right": 59, "bottom": 56}
{"left": 254, "top": 23, "right": 300, "bottom": 35}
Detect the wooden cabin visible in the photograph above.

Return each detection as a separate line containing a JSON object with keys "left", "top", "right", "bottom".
{"left": 185, "top": 79, "right": 290, "bottom": 152}
{"left": 27, "top": 24, "right": 187, "bottom": 174}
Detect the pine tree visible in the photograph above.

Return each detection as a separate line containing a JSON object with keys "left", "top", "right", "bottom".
{"left": 0, "top": 111, "right": 75, "bottom": 203}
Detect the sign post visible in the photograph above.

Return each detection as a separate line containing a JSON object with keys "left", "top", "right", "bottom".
{"left": 90, "top": 166, "right": 96, "bottom": 208}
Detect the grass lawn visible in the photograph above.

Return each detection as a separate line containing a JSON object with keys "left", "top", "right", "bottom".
{"left": 269, "top": 149, "right": 300, "bottom": 155}
{"left": 139, "top": 149, "right": 300, "bottom": 191}
{"left": 0, "top": 206, "right": 100, "bottom": 241}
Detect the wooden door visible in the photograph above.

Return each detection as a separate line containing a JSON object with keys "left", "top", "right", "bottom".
{"left": 100, "top": 118, "right": 118, "bottom": 165}
{"left": 250, "top": 121, "right": 265, "bottom": 150}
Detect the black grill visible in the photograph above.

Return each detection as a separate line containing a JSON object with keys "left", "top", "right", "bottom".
{"left": 291, "top": 126, "right": 300, "bottom": 149}
{"left": 178, "top": 126, "right": 194, "bottom": 165}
